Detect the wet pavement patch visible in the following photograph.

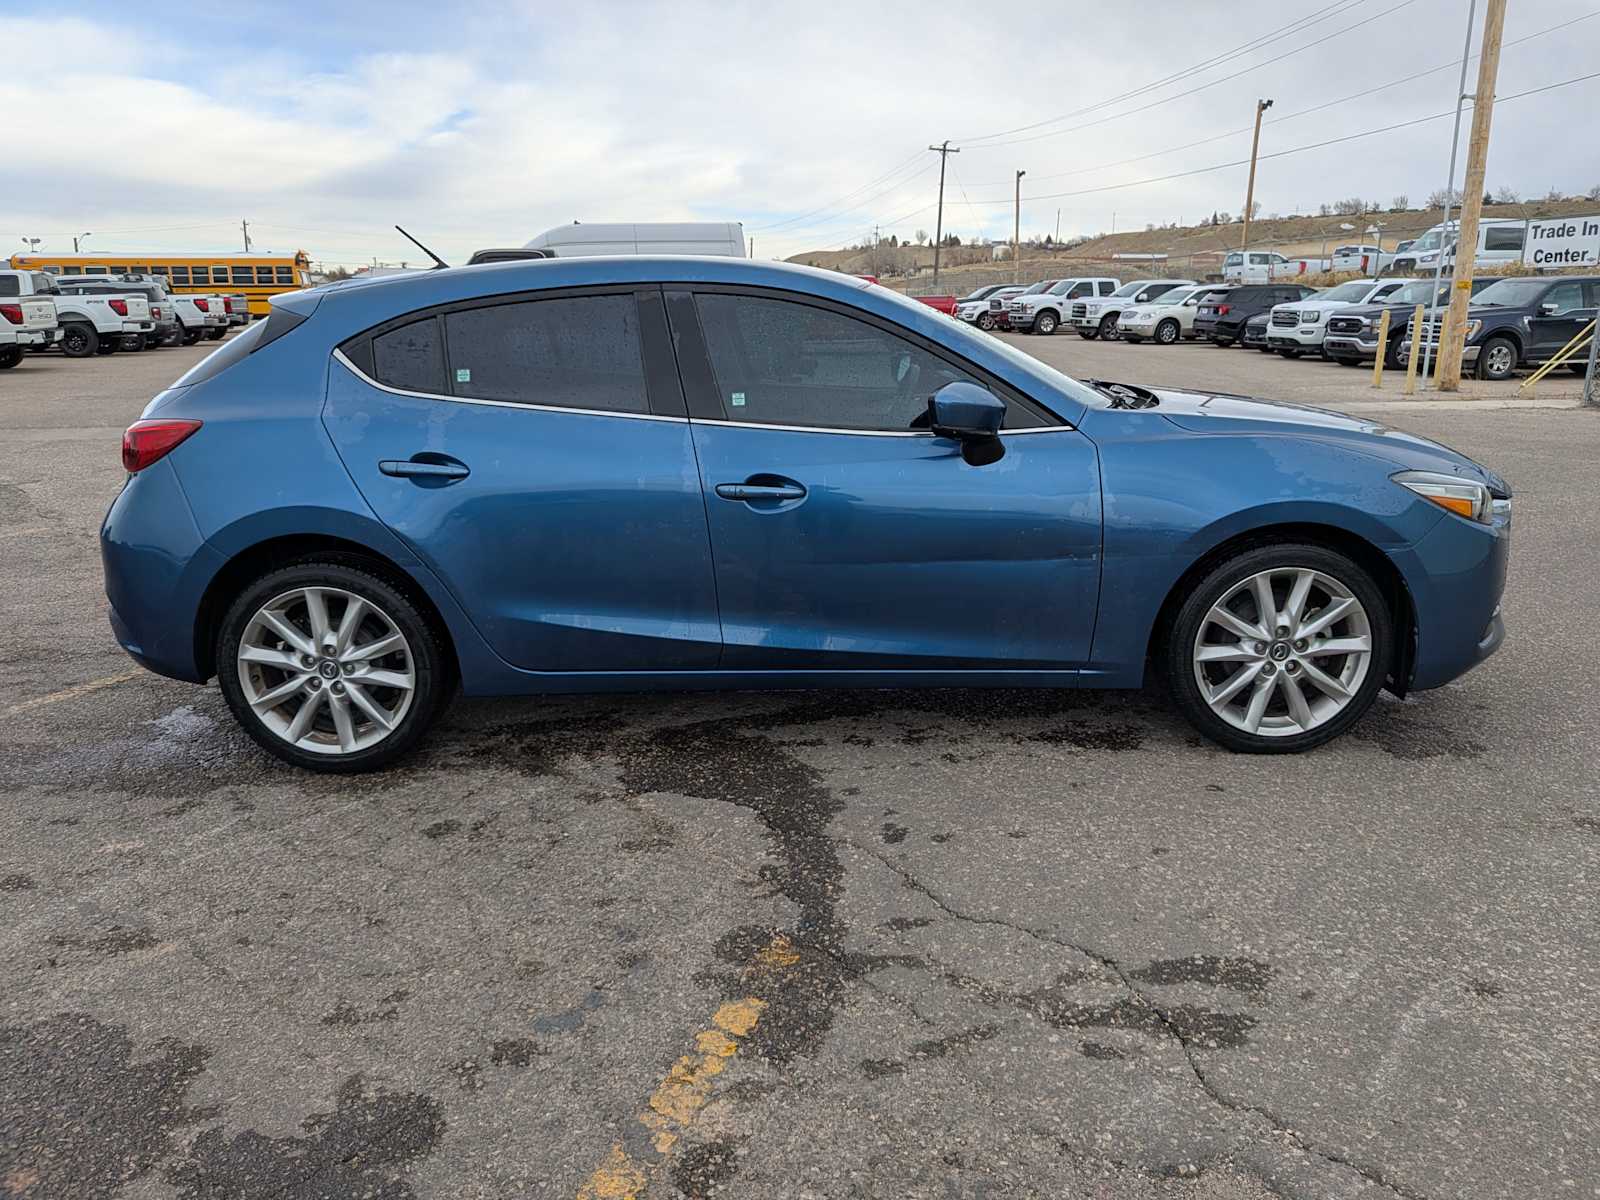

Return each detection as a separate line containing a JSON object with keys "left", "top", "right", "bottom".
{"left": 0, "top": 1012, "right": 212, "bottom": 1200}
{"left": 166, "top": 1075, "right": 444, "bottom": 1200}
{"left": 48, "top": 926, "right": 161, "bottom": 956}
{"left": 0, "top": 874, "right": 34, "bottom": 892}
{"left": 320, "top": 990, "right": 409, "bottom": 1027}
{"left": 1128, "top": 955, "right": 1275, "bottom": 1001}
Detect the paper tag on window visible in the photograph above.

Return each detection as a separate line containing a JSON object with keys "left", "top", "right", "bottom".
{"left": 730, "top": 391, "right": 746, "bottom": 407}
{"left": 455, "top": 368, "right": 471, "bottom": 383}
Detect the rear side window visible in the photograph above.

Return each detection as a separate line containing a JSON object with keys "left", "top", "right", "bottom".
{"left": 0, "top": 276, "right": 17, "bottom": 297}
{"left": 373, "top": 317, "right": 446, "bottom": 394}
{"left": 443, "top": 295, "right": 649, "bottom": 413}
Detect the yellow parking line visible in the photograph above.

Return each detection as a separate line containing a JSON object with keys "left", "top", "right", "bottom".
{"left": 2, "top": 671, "right": 140, "bottom": 718}
{"left": 575, "top": 936, "right": 796, "bottom": 1199}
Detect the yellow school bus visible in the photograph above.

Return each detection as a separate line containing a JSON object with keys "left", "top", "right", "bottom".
{"left": 6, "top": 250, "right": 313, "bottom": 317}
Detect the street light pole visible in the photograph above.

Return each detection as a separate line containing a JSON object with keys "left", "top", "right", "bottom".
{"left": 1423, "top": 0, "right": 1480, "bottom": 388}
{"left": 1241, "top": 98, "right": 1273, "bottom": 250}
{"left": 74, "top": 232, "right": 92, "bottom": 253}
{"left": 1014, "top": 170, "right": 1026, "bottom": 284}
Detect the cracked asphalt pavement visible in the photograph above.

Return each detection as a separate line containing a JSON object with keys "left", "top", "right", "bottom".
{"left": 3, "top": 344, "right": 1599, "bottom": 1199}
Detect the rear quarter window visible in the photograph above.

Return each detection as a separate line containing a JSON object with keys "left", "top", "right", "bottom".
{"left": 372, "top": 317, "right": 447, "bottom": 394}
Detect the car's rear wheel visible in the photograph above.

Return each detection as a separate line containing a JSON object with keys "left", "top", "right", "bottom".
{"left": 1333, "top": 356, "right": 1361, "bottom": 367}
{"left": 60, "top": 323, "right": 97, "bottom": 357}
{"left": 1155, "top": 318, "right": 1181, "bottom": 345}
{"left": 0, "top": 346, "right": 22, "bottom": 369}
{"left": 1475, "top": 336, "right": 1518, "bottom": 381}
{"left": 1166, "top": 544, "right": 1392, "bottom": 753}
{"left": 205, "top": 327, "right": 226, "bottom": 341}
{"left": 181, "top": 329, "right": 204, "bottom": 346}
{"left": 1212, "top": 336, "right": 1234, "bottom": 348}
{"left": 217, "top": 561, "right": 451, "bottom": 772}
{"left": 1035, "top": 310, "right": 1058, "bottom": 335}
{"left": 95, "top": 337, "right": 120, "bottom": 355}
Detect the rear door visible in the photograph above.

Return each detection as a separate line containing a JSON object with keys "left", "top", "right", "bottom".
{"left": 323, "top": 286, "right": 721, "bottom": 672}
{"left": 667, "top": 287, "right": 1101, "bottom": 670}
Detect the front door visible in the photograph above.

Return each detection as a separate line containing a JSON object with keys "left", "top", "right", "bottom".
{"left": 667, "top": 288, "right": 1102, "bottom": 670}
{"left": 323, "top": 287, "right": 720, "bottom": 672}
{"left": 1525, "top": 280, "right": 1595, "bottom": 362}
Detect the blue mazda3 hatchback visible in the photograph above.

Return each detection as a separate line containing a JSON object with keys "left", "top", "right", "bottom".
{"left": 102, "top": 258, "right": 1511, "bottom": 771}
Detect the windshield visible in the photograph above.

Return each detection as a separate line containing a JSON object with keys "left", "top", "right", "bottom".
{"left": 1471, "top": 278, "right": 1549, "bottom": 307}
{"left": 1409, "top": 229, "right": 1448, "bottom": 253}
{"left": 1110, "top": 281, "right": 1150, "bottom": 298}
{"left": 1318, "top": 281, "right": 1378, "bottom": 303}
{"left": 1166, "top": 286, "right": 1207, "bottom": 305}
{"left": 959, "top": 286, "right": 997, "bottom": 302}
{"left": 1019, "top": 280, "right": 1057, "bottom": 295}
{"left": 1389, "top": 281, "right": 1444, "bottom": 305}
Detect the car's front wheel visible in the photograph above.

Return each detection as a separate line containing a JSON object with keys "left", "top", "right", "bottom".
{"left": 1155, "top": 318, "right": 1181, "bottom": 345}
{"left": 976, "top": 313, "right": 996, "bottom": 331}
{"left": 1475, "top": 335, "right": 1518, "bottom": 381}
{"left": 1035, "top": 310, "right": 1058, "bottom": 335}
{"left": 217, "top": 560, "right": 452, "bottom": 772}
{"left": 1098, "top": 314, "right": 1120, "bottom": 341}
{"left": 1165, "top": 543, "right": 1392, "bottom": 753}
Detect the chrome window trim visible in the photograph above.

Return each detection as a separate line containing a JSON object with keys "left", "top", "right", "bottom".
{"left": 332, "top": 348, "right": 688, "bottom": 424}
{"left": 690, "top": 418, "right": 1075, "bottom": 437}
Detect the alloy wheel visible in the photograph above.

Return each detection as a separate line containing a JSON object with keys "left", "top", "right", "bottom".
{"left": 1191, "top": 567, "right": 1372, "bottom": 738}
{"left": 236, "top": 586, "right": 415, "bottom": 755}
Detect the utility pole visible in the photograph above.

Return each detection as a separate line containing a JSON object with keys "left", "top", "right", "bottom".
{"left": 1055, "top": 208, "right": 1061, "bottom": 244}
{"left": 1014, "top": 170, "right": 1026, "bottom": 284}
{"left": 928, "top": 140, "right": 959, "bottom": 287}
{"left": 1421, "top": 0, "right": 1476, "bottom": 388}
{"left": 1241, "top": 98, "right": 1273, "bottom": 249}
{"left": 1438, "top": 0, "right": 1506, "bottom": 392}
{"left": 241, "top": 219, "right": 253, "bottom": 253}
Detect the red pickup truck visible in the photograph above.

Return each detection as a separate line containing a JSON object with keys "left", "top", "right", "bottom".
{"left": 913, "top": 294, "right": 959, "bottom": 315}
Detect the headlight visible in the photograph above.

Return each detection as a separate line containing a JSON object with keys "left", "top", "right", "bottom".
{"left": 1464, "top": 319, "right": 1481, "bottom": 340}
{"left": 1419, "top": 253, "right": 1437, "bottom": 264}
{"left": 1393, "top": 470, "right": 1494, "bottom": 523}
{"left": 1302, "top": 311, "right": 1323, "bottom": 323}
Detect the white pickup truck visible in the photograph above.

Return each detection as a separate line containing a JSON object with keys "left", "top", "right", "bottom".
{"left": 1221, "top": 250, "right": 1331, "bottom": 283}
{"left": 0, "top": 269, "right": 152, "bottom": 357}
{"left": 0, "top": 272, "right": 61, "bottom": 367}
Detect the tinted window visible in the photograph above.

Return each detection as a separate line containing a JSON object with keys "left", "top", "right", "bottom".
{"left": 1484, "top": 225, "right": 1524, "bottom": 251}
{"left": 0, "top": 276, "right": 17, "bottom": 297}
{"left": 232, "top": 267, "right": 254, "bottom": 283}
{"left": 372, "top": 317, "right": 447, "bottom": 394}
{"left": 275, "top": 267, "right": 293, "bottom": 283}
{"left": 172, "top": 268, "right": 190, "bottom": 283}
{"left": 695, "top": 293, "right": 1008, "bottom": 432}
{"left": 444, "top": 295, "right": 649, "bottom": 413}
{"left": 1543, "top": 282, "right": 1585, "bottom": 314}
{"left": 1097, "top": 281, "right": 1114, "bottom": 295}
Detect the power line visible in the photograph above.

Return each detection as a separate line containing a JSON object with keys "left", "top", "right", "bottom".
{"left": 957, "top": 0, "right": 1370, "bottom": 146}
{"left": 748, "top": 150, "right": 928, "bottom": 231}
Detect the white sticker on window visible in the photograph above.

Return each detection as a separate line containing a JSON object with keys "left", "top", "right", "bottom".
{"left": 455, "top": 368, "right": 471, "bottom": 383}
{"left": 730, "top": 391, "right": 746, "bottom": 407}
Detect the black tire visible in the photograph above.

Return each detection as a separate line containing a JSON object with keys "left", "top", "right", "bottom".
{"left": 0, "top": 345, "right": 22, "bottom": 369}
{"left": 217, "top": 559, "right": 453, "bottom": 773}
{"left": 122, "top": 335, "right": 146, "bottom": 352}
{"left": 203, "top": 327, "right": 225, "bottom": 341}
{"left": 1098, "top": 314, "right": 1120, "bottom": 341}
{"left": 1384, "top": 339, "right": 1405, "bottom": 370}
{"left": 1571, "top": 364, "right": 1591, "bottom": 376}
{"left": 1277, "top": 348, "right": 1302, "bottom": 359}
{"left": 181, "top": 329, "right": 204, "bottom": 346}
{"left": 1122, "top": 335, "right": 1143, "bottom": 344}
{"left": 1035, "top": 310, "right": 1059, "bottom": 335}
{"left": 1211, "top": 336, "right": 1234, "bottom": 348}
{"left": 144, "top": 334, "right": 161, "bottom": 350}
{"left": 95, "top": 337, "right": 120, "bottom": 355}
{"left": 60, "top": 323, "right": 98, "bottom": 358}
{"left": 1155, "top": 318, "right": 1181, "bottom": 345}
{"left": 159, "top": 326, "right": 183, "bottom": 348}
{"left": 1474, "top": 335, "right": 1518, "bottom": 381}
{"left": 1333, "top": 356, "right": 1361, "bottom": 367}
{"left": 1165, "top": 542, "right": 1393, "bottom": 754}
{"left": 1257, "top": 344, "right": 1274, "bottom": 354}
{"left": 1077, "top": 327, "right": 1099, "bottom": 340}
{"left": 976, "top": 313, "right": 996, "bottom": 331}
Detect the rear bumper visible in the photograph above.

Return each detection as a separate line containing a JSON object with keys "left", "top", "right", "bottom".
{"left": 101, "top": 459, "right": 216, "bottom": 683}
{"left": 15, "top": 328, "right": 58, "bottom": 346}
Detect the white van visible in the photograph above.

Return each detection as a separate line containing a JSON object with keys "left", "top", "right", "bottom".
{"left": 523, "top": 222, "right": 746, "bottom": 258}
{"left": 1389, "top": 218, "right": 1526, "bottom": 276}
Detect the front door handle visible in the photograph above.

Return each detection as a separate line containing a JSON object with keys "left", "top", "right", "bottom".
{"left": 715, "top": 482, "right": 806, "bottom": 502}
{"left": 380, "top": 458, "right": 470, "bottom": 480}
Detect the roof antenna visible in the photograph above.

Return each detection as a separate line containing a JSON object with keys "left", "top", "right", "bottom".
{"left": 394, "top": 225, "right": 449, "bottom": 269}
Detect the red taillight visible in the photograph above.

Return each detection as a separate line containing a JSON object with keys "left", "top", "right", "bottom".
{"left": 223, "top": 298, "right": 236, "bottom": 313}
{"left": 121, "top": 419, "right": 202, "bottom": 473}
{"left": 109, "top": 298, "right": 128, "bottom": 316}
{"left": 1217, "top": 304, "right": 1231, "bottom": 316}
{"left": 194, "top": 299, "right": 210, "bottom": 312}
{"left": 152, "top": 306, "right": 163, "bottom": 319}
{"left": 0, "top": 303, "right": 22, "bottom": 325}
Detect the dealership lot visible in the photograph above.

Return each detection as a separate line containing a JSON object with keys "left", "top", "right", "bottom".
{"left": 3, "top": 344, "right": 1599, "bottom": 1199}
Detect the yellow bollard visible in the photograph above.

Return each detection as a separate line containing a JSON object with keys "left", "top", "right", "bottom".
{"left": 1431, "top": 307, "right": 1454, "bottom": 388}
{"left": 1402, "top": 304, "right": 1423, "bottom": 395}
{"left": 1371, "top": 308, "right": 1392, "bottom": 388}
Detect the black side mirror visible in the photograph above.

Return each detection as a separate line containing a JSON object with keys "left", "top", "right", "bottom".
{"left": 926, "top": 382, "right": 1006, "bottom": 466}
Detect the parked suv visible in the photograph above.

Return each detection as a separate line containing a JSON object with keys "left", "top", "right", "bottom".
{"left": 1070, "top": 279, "right": 1192, "bottom": 340}
{"left": 1266, "top": 279, "right": 1414, "bottom": 359}
{"left": 1399, "top": 275, "right": 1600, "bottom": 381}
{"left": 1193, "top": 284, "right": 1317, "bottom": 346}
{"left": 1008, "top": 277, "right": 1118, "bottom": 334}
{"left": 1323, "top": 277, "right": 1496, "bottom": 368}
{"left": 955, "top": 285, "right": 1023, "bottom": 331}
{"left": 1117, "top": 284, "right": 1213, "bottom": 345}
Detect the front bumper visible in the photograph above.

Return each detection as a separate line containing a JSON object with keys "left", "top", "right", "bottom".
{"left": 1324, "top": 334, "right": 1380, "bottom": 358}
{"left": 1070, "top": 312, "right": 1106, "bottom": 330}
{"left": 1006, "top": 309, "right": 1037, "bottom": 329}
{"left": 1266, "top": 323, "right": 1328, "bottom": 349}
{"left": 1398, "top": 339, "right": 1480, "bottom": 366}
{"left": 1392, "top": 502, "right": 1510, "bottom": 690}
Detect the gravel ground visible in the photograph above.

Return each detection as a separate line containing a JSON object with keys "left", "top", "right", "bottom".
{"left": 2, "top": 336, "right": 1597, "bottom": 1200}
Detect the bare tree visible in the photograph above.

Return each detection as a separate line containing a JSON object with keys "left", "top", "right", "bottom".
{"left": 1544, "top": 187, "right": 1565, "bottom": 202}
{"left": 1589, "top": 183, "right": 1600, "bottom": 201}
{"left": 1426, "top": 186, "right": 1462, "bottom": 208}
{"left": 914, "top": 229, "right": 928, "bottom": 245}
{"left": 1493, "top": 186, "right": 1520, "bottom": 204}
{"left": 1391, "top": 194, "right": 1409, "bottom": 211}
{"left": 1332, "top": 197, "right": 1366, "bottom": 215}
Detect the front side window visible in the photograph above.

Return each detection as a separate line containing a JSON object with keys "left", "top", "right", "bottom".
{"left": 1543, "top": 282, "right": 1584, "bottom": 314}
{"left": 694, "top": 293, "right": 1012, "bottom": 432}
{"left": 372, "top": 317, "right": 446, "bottom": 394}
{"left": 445, "top": 295, "right": 649, "bottom": 414}
{"left": 1249, "top": 254, "right": 1270, "bottom": 265}
{"left": 1484, "top": 225, "right": 1524, "bottom": 251}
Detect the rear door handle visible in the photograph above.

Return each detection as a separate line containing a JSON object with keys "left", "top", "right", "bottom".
{"left": 380, "top": 458, "right": 470, "bottom": 480}
{"left": 715, "top": 482, "right": 806, "bottom": 502}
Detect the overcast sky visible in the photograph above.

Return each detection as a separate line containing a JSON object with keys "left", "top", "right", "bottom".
{"left": 4, "top": 0, "right": 1597, "bottom": 269}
